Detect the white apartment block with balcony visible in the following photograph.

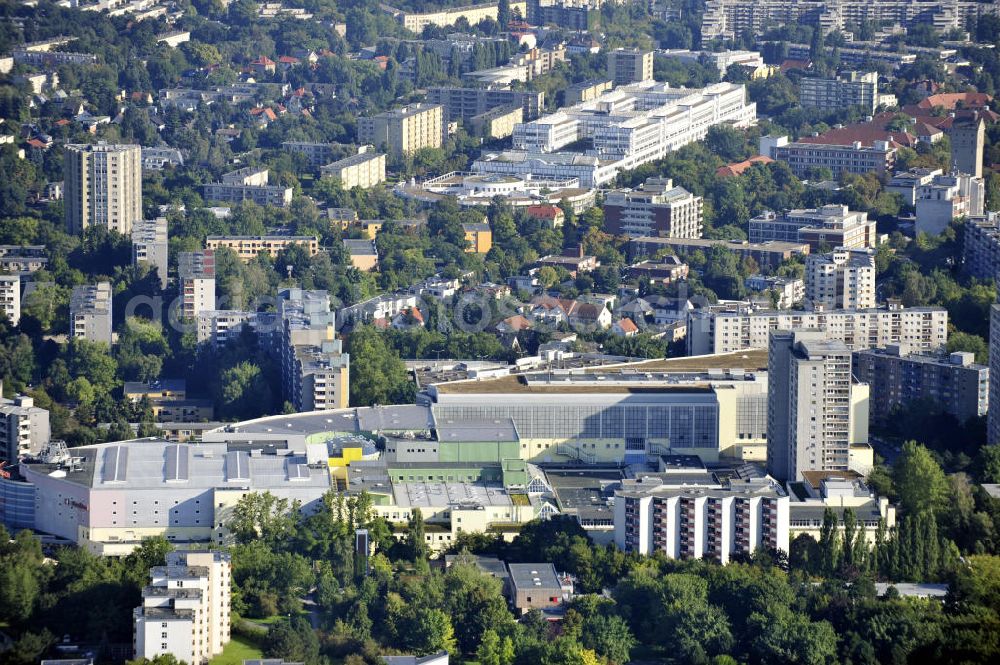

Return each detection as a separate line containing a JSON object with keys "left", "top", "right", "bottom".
{"left": 915, "top": 172, "right": 985, "bottom": 236}
{"left": 64, "top": 143, "right": 142, "bottom": 235}
{"left": 512, "top": 113, "right": 581, "bottom": 153}
{"left": 685, "top": 303, "right": 948, "bottom": 355}
{"left": 799, "top": 72, "right": 878, "bottom": 114}
{"left": 0, "top": 394, "right": 49, "bottom": 463}
{"left": 133, "top": 550, "right": 231, "bottom": 665}
{"left": 615, "top": 475, "right": 789, "bottom": 561}
{"left": 0, "top": 274, "right": 20, "bottom": 326}
{"left": 805, "top": 249, "right": 876, "bottom": 311}
{"left": 196, "top": 310, "right": 256, "bottom": 346}
{"left": 964, "top": 212, "right": 1000, "bottom": 283}
{"left": 70, "top": 282, "right": 113, "bottom": 344}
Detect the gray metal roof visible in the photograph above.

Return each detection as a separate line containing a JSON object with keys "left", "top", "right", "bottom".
{"left": 507, "top": 563, "right": 562, "bottom": 593}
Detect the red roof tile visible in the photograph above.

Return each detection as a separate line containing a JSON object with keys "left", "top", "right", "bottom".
{"left": 716, "top": 155, "right": 774, "bottom": 177}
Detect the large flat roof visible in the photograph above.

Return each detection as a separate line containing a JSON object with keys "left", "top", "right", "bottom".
{"left": 392, "top": 481, "right": 512, "bottom": 508}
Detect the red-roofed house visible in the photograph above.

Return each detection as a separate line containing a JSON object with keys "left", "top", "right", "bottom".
{"left": 277, "top": 55, "right": 301, "bottom": 70}
{"left": 497, "top": 314, "right": 534, "bottom": 333}
{"left": 373, "top": 56, "right": 390, "bottom": 71}
{"left": 392, "top": 306, "right": 425, "bottom": 329}
{"left": 716, "top": 155, "right": 774, "bottom": 178}
{"left": 612, "top": 318, "right": 639, "bottom": 337}
{"left": 525, "top": 204, "right": 565, "bottom": 228}
{"left": 249, "top": 56, "right": 276, "bottom": 75}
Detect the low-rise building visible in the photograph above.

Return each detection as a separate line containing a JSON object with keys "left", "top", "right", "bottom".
{"left": 853, "top": 345, "right": 988, "bottom": 425}
{"left": 70, "top": 282, "right": 113, "bottom": 344}
{"left": 627, "top": 258, "right": 690, "bottom": 285}
{"left": 788, "top": 475, "right": 896, "bottom": 544}
{"left": 344, "top": 239, "right": 379, "bottom": 271}
{"left": 469, "top": 105, "right": 523, "bottom": 140}
{"left": 124, "top": 380, "right": 215, "bottom": 423}
{"left": 133, "top": 550, "right": 231, "bottom": 664}
{"left": 603, "top": 178, "right": 703, "bottom": 239}
{"left": 203, "top": 168, "right": 292, "bottom": 207}
{"left": 462, "top": 222, "right": 492, "bottom": 254}
{"left": 805, "top": 248, "right": 876, "bottom": 310}
{"left": 281, "top": 141, "right": 337, "bottom": 168}
{"left": 140, "top": 147, "right": 184, "bottom": 172}
{"left": 886, "top": 167, "right": 943, "bottom": 206}
{"left": 535, "top": 251, "right": 599, "bottom": 277}
{"left": 132, "top": 218, "right": 168, "bottom": 289}
{"left": 320, "top": 151, "right": 387, "bottom": 189}
{"left": 0, "top": 245, "right": 47, "bottom": 274}
{"left": 205, "top": 235, "right": 319, "bottom": 261}
{"left": 507, "top": 563, "right": 565, "bottom": 615}
{"left": 749, "top": 204, "right": 877, "bottom": 251}
{"left": 197, "top": 310, "right": 256, "bottom": 347}
{"left": 631, "top": 237, "right": 810, "bottom": 269}
{"left": 564, "top": 78, "right": 613, "bottom": 105}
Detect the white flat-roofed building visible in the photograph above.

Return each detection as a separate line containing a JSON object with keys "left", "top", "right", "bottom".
{"left": 133, "top": 550, "right": 231, "bottom": 664}
{"left": 745, "top": 274, "right": 804, "bottom": 309}
{"left": 800, "top": 71, "right": 878, "bottom": 114}
{"left": 70, "top": 282, "right": 113, "bottom": 344}
{"left": 805, "top": 248, "right": 876, "bottom": 310}
{"left": 615, "top": 475, "right": 789, "bottom": 561}
{"left": 474, "top": 82, "right": 756, "bottom": 187}
{"left": 686, "top": 303, "right": 948, "bottom": 355}
{"left": 132, "top": 218, "right": 168, "bottom": 289}
{"left": 750, "top": 204, "right": 877, "bottom": 251}
{"left": 196, "top": 310, "right": 256, "bottom": 346}
{"left": 915, "top": 172, "right": 985, "bottom": 236}
{"left": 320, "top": 151, "right": 386, "bottom": 189}
{"left": 887, "top": 167, "right": 943, "bottom": 206}
{"left": 20, "top": 438, "right": 333, "bottom": 554}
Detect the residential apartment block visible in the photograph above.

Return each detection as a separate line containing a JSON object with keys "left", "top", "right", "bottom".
{"left": 196, "top": 310, "right": 256, "bottom": 347}
{"left": 951, "top": 112, "right": 985, "bottom": 178}
{"left": 805, "top": 249, "right": 876, "bottom": 310}
{"left": 344, "top": 239, "right": 379, "bottom": 271}
{"left": 799, "top": 72, "right": 878, "bottom": 114}
{"left": 202, "top": 168, "right": 293, "bottom": 207}
{"left": 205, "top": 235, "right": 319, "bottom": 261}
{"left": 0, "top": 394, "right": 49, "bottom": 463}
{"left": 177, "top": 251, "right": 216, "bottom": 319}
{"left": 686, "top": 303, "right": 948, "bottom": 356}
{"left": 615, "top": 476, "right": 789, "bottom": 561}
{"left": 281, "top": 141, "right": 337, "bottom": 168}
{"left": 853, "top": 345, "right": 988, "bottom": 426}
{"left": 963, "top": 212, "right": 1000, "bottom": 283}
{"left": 427, "top": 87, "right": 545, "bottom": 122}
{"left": 700, "top": 1, "right": 998, "bottom": 41}
{"left": 749, "top": 205, "right": 877, "bottom": 251}
{"left": 132, "top": 218, "right": 169, "bottom": 289}
{"left": 887, "top": 167, "right": 943, "bottom": 206}
{"left": 915, "top": 172, "right": 985, "bottom": 236}
{"left": 767, "top": 331, "right": 857, "bottom": 481}
{"left": 603, "top": 178, "right": 703, "bottom": 239}
{"left": 381, "top": 1, "right": 527, "bottom": 32}
{"left": 358, "top": 104, "right": 444, "bottom": 156}
{"left": 630, "top": 237, "right": 810, "bottom": 269}
{"left": 564, "top": 78, "right": 613, "bottom": 106}
{"left": 761, "top": 135, "right": 895, "bottom": 179}
{"left": 0, "top": 245, "right": 47, "bottom": 275}
{"left": 0, "top": 274, "right": 20, "bottom": 326}
{"left": 64, "top": 143, "right": 143, "bottom": 235}
{"left": 320, "top": 151, "right": 387, "bottom": 189}
{"left": 124, "top": 380, "right": 214, "bottom": 423}
{"left": 133, "top": 550, "right": 231, "bottom": 664}
{"left": 991, "top": 302, "right": 1000, "bottom": 444}
{"left": 745, "top": 274, "right": 804, "bottom": 309}
{"left": 607, "top": 48, "right": 654, "bottom": 85}
{"left": 70, "top": 282, "right": 113, "bottom": 344}
{"left": 462, "top": 222, "right": 493, "bottom": 254}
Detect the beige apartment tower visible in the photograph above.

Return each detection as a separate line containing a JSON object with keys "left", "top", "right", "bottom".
{"left": 358, "top": 104, "right": 444, "bottom": 156}
{"left": 608, "top": 48, "right": 654, "bottom": 85}
{"left": 64, "top": 143, "right": 142, "bottom": 235}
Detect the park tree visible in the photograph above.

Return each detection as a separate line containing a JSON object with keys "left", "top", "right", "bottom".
{"left": 348, "top": 326, "right": 414, "bottom": 406}
{"left": 893, "top": 441, "right": 949, "bottom": 516}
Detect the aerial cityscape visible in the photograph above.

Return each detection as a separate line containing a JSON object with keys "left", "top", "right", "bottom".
{"left": 1, "top": 0, "right": 1000, "bottom": 663}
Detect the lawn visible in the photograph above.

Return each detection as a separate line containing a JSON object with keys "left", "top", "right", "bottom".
{"left": 209, "top": 635, "right": 264, "bottom": 665}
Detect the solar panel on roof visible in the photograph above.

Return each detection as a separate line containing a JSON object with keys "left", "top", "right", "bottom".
{"left": 165, "top": 445, "right": 190, "bottom": 482}
{"left": 102, "top": 446, "right": 128, "bottom": 483}
{"left": 225, "top": 450, "right": 250, "bottom": 481}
